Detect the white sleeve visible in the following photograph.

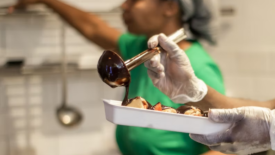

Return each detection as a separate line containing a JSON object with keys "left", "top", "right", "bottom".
{"left": 270, "top": 109, "right": 275, "bottom": 150}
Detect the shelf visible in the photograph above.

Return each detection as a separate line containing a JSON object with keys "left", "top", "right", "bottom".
{"left": 0, "top": 6, "right": 121, "bottom": 16}
{"left": 0, "top": 10, "right": 53, "bottom": 16}
{"left": 0, "top": 64, "right": 96, "bottom": 76}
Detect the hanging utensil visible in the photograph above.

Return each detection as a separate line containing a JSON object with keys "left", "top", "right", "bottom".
{"left": 56, "top": 22, "right": 83, "bottom": 127}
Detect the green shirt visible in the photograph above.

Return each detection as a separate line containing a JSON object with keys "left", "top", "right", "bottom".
{"left": 116, "top": 33, "right": 225, "bottom": 155}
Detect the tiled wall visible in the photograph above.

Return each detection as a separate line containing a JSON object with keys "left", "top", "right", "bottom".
{"left": 208, "top": 0, "right": 275, "bottom": 101}
{"left": 1, "top": 0, "right": 275, "bottom": 155}
{"left": 0, "top": 73, "right": 124, "bottom": 155}
{"left": 0, "top": 11, "right": 125, "bottom": 67}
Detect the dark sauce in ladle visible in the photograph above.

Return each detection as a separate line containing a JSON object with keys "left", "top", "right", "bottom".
{"left": 97, "top": 50, "right": 131, "bottom": 105}
{"left": 123, "top": 84, "right": 130, "bottom": 106}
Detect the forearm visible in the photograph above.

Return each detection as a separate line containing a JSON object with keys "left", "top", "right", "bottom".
{"left": 186, "top": 86, "right": 275, "bottom": 110}
{"left": 42, "top": 0, "right": 120, "bottom": 50}
{"left": 43, "top": 0, "right": 94, "bottom": 37}
{"left": 201, "top": 150, "right": 234, "bottom": 155}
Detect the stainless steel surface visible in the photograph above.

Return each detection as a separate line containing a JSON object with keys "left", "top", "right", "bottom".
{"left": 0, "top": 6, "right": 51, "bottom": 16}
{"left": 0, "top": 5, "right": 121, "bottom": 16}
{"left": 125, "top": 28, "right": 186, "bottom": 71}
{"left": 167, "top": 28, "right": 186, "bottom": 44}
{"left": 0, "top": 64, "right": 94, "bottom": 76}
{"left": 125, "top": 47, "right": 160, "bottom": 71}
{"left": 61, "top": 22, "right": 68, "bottom": 107}
{"left": 0, "top": 6, "right": 9, "bottom": 9}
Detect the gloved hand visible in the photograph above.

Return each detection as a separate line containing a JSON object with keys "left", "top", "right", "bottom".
{"left": 145, "top": 34, "right": 207, "bottom": 103}
{"left": 190, "top": 107, "right": 275, "bottom": 155}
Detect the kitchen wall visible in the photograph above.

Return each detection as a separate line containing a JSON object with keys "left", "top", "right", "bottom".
{"left": 208, "top": 1, "right": 275, "bottom": 153}
{"left": 0, "top": 0, "right": 275, "bottom": 155}
{"left": 0, "top": 72, "right": 125, "bottom": 155}
{"left": 209, "top": 0, "right": 275, "bottom": 101}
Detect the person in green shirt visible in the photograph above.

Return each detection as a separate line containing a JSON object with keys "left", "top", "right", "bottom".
{"left": 10, "top": 0, "right": 226, "bottom": 154}
{"left": 117, "top": 34, "right": 225, "bottom": 155}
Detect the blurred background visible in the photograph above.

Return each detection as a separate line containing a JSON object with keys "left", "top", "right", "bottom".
{"left": 0, "top": 0, "right": 275, "bottom": 155}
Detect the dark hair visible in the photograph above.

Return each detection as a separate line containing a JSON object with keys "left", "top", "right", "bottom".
{"left": 167, "top": 0, "right": 218, "bottom": 45}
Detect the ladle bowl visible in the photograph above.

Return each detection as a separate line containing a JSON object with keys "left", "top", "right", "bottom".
{"left": 56, "top": 105, "right": 83, "bottom": 127}
{"left": 97, "top": 50, "right": 131, "bottom": 88}
{"left": 97, "top": 47, "right": 161, "bottom": 88}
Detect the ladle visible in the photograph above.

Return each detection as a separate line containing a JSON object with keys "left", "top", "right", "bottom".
{"left": 56, "top": 23, "right": 83, "bottom": 127}
{"left": 97, "top": 28, "right": 186, "bottom": 88}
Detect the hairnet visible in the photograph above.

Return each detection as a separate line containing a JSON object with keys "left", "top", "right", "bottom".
{"left": 178, "top": 0, "right": 220, "bottom": 45}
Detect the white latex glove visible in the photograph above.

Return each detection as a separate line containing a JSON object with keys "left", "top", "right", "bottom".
{"left": 190, "top": 107, "right": 275, "bottom": 155}
{"left": 144, "top": 34, "right": 207, "bottom": 103}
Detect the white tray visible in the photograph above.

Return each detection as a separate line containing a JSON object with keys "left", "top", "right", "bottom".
{"left": 103, "top": 99, "right": 231, "bottom": 135}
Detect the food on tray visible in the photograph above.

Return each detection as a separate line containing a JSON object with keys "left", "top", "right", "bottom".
{"left": 126, "top": 96, "right": 207, "bottom": 117}
{"left": 177, "top": 106, "right": 203, "bottom": 116}
{"left": 203, "top": 111, "right": 209, "bottom": 117}
{"left": 161, "top": 107, "right": 178, "bottom": 113}
{"left": 126, "top": 96, "right": 152, "bottom": 109}
{"left": 151, "top": 102, "right": 178, "bottom": 113}
{"left": 152, "top": 102, "right": 162, "bottom": 111}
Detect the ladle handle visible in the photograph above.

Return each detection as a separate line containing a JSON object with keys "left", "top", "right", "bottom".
{"left": 167, "top": 28, "right": 187, "bottom": 44}
{"left": 125, "top": 28, "right": 186, "bottom": 71}
{"left": 61, "top": 22, "right": 67, "bottom": 107}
